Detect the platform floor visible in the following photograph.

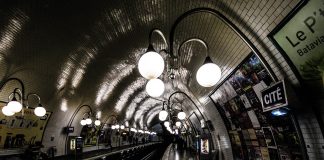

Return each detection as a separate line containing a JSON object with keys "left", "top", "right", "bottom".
{"left": 162, "top": 144, "right": 197, "bottom": 160}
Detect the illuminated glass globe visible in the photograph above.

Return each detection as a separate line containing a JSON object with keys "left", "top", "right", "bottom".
{"left": 196, "top": 57, "right": 221, "bottom": 87}
{"left": 159, "top": 110, "right": 168, "bottom": 121}
{"left": 138, "top": 49, "right": 165, "bottom": 79}
{"left": 34, "top": 106, "right": 46, "bottom": 117}
{"left": 95, "top": 119, "right": 101, "bottom": 126}
{"left": 111, "top": 125, "right": 116, "bottom": 129}
{"left": 115, "top": 124, "right": 120, "bottom": 129}
{"left": 80, "top": 118, "right": 87, "bottom": 126}
{"left": 2, "top": 106, "right": 14, "bottom": 116}
{"left": 177, "top": 111, "right": 186, "bottom": 120}
{"left": 164, "top": 121, "right": 170, "bottom": 127}
{"left": 175, "top": 121, "right": 181, "bottom": 127}
{"left": 7, "top": 99, "right": 22, "bottom": 113}
{"left": 146, "top": 78, "right": 165, "bottom": 97}
{"left": 86, "top": 118, "right": 92, "bottom": 125}
{"left": 120, "top": 125, "right": 125, "bottom": 129}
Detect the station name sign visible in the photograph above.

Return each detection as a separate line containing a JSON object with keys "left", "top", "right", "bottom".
{"left": 261, "top": 81, "right": 288, "bottom": 112}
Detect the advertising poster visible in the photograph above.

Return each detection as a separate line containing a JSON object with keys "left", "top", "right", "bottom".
{"left": 80, "top": 125, "right": 100, "bottom": 146}
{"left": 200, "top": 138, "right": 209, "bottom": 154}
{"left": 270, "top": 0, "right": 324, "bottom": 81}
{"left": 260, "top": 147, "right": 270, "bottom": 160}
{"left": 229, "top": 130, "right": 244, "bottom": 159}
{"left": 0, "top": 107, "right": 51, "bottom": 148}
{"left": 210, "top": 54, "right": 303, "bottom": 159}
{"left": 262, "top": 127, "right": 277, "bottom": 149}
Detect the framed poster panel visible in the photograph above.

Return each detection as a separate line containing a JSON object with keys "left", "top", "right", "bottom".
{"left": 0, "top": 106, "right": 52, "bottom": 148}
{"left": 269, "top": 0, "right": 324, "bottom": 82}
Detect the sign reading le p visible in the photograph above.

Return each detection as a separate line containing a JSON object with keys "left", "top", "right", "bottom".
{"left": 261, "top": 80, "right": 288, "bottom": 112}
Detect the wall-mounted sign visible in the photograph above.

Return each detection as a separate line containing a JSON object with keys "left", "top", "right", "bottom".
{"left": 65, "top": 126, "right": 74, "bottom": 133}
{"left": 70, "top": 138, "right": 76, "bottom": 150}
{"left": 261, "top": 81, "right": 288, "bottom": 112}
{"left": 200, "top": 138, "right": 209, "bottom": 154}
{"left": 269, "top": 0, "right": 324, "bottom": 81}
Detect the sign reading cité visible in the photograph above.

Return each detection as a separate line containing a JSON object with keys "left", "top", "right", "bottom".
{"left": 272, "top": 0, "right": 324, "bottom": 80}
{"left": 261, "top": 81, "right": 288, "bottom": 112}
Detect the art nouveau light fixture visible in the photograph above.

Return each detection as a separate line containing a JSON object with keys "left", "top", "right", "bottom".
{"left": 145, "top": 78, "right": 165, "bottom": 97}
{"left": 158, "top": 103, "right": 168, "bottom": 121}
{"left": 196, "top": 56, "right": 222, "bottom": 87}
{"left": 85, "top": 117, "right": 92, "bottom": 125}
{"left": 1, "top": 79, "right": 48, "bottom": 117}
{"left": 177, "top": 109, "right": 186, "bottom": 120}
{"left": 7, "top": 89, "right": 23, "bottom": 114}
{"left": 2, "top": 105, "right": 14, "bottom": 116}
{"left": 27, "top": 93, "right": 46, "bottom": 117}
{"left": 80, "top": 118, "right": 87, "bottom": 126}
{"left": 164, "top": 121, "right": 170, "bottom": 127}
{"left": 95, "top": 118, "right": 101, "bottom": 126}
{"left": 175, "top": 121, "right": 181, "bottom": 127}
{"left": 138, "top": 44, "right": 165, "bottom": 79}
{"left": 138, "top": 28, "right": 222, "bottom": 99}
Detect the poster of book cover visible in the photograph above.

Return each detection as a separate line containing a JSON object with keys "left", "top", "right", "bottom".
{"left": 0, "top": 107, "right": 51, "bottom": 149}
{"left": 210, "top": 53, "right": 302, "bottom": 159}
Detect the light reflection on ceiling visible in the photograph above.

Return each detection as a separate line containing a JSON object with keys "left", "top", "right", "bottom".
{"left": 0, "top": 10, "right": 28, "bottom": 53}
{"left": 145, "top": 106, "right": 162, "bottom": 126}
{"left": 0, "top": 0, "right": 284, "bottom": 129}
{"left": 114, "top": 78, "right": 146, "bottom": 112}
{"left": 125, "top": 93, "right": 148, "bottom": 120}
{"left": 95, "top": 62, "right": 135, "bottom": 106}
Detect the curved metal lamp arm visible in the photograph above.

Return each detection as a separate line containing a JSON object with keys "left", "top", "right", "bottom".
{"left": 65, "top": 104, "right": 92, "bottom": 154}
{"left": 82, "top": 112, "right": 92, "bottom": 118}
{"left": 169, "top": 7, "right": 277, "bottom": 81}
{"left": 10, "top": 88, "right": 24, "bottom": 115}
{"left": 26, "top": 93, "right": 41, "bottom": 108}
{"left": 167, "top": 91, "right": 206, "bottom": 121}
{"left": 177, "top": 38, "right": 209, "bottom": 57}
{"left": 0, "top": 78, "right": 25, "bottom": 100}
{"left": 8, "top": 88, "right": 23, "bottom": 101}
{"left": 149, "top": 28, "right": 169, "bottom": 50}
{"left": 99, "top": 114, "right": 117, "bottom": 130}
{"left": 67, "top": 104, "right": 93, "bottom": 127}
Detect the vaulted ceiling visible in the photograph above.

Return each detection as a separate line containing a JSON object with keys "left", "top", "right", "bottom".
{"left": 0, "top": 0, "right": 296, "bottom": 129}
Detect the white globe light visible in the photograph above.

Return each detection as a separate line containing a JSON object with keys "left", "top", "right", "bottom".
{"left": 2, "top": 106, "right": 14, "bottom": 116}
{"left": 111, "top": 125, "right": 116, "bottom": 129}
{"left": 86, "top": 118, "right": 92, "bottom": 125}
{"left": 95, "top": 120, "right": 101, "bottom": 126}
{"left": 80, "top": 119, "right": 87, "bottom": 126}
{"left": 115, "top": 124, "right": 120, "bottom": 129}
{"left": 159, "top": 110, "right": 168, "bottom": 121}
{"left": 164, "top": 121, "right": 170, "bottom": 127}
{"left": 120, "top": 125, "right": 125, "bottom": 129}
{"left": 138, "top": 51, "right": 164, "bottom": 79}
{"left": 7, "top": 100, "right": 22, "bottom": 113}
{"left": 34, "top": 106, "right": 46, "bottom": 117}
{"left": 177, "top": 111, "right": 186, "bottom": 120}
{"left": 146, "top": 78, "right": 165, "bottom": 97}
{"left": 176, "top": 121, "right": 181, "bottom": 127}
{"left": 196, "top": 63, "right": 221, "bottom": 87}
